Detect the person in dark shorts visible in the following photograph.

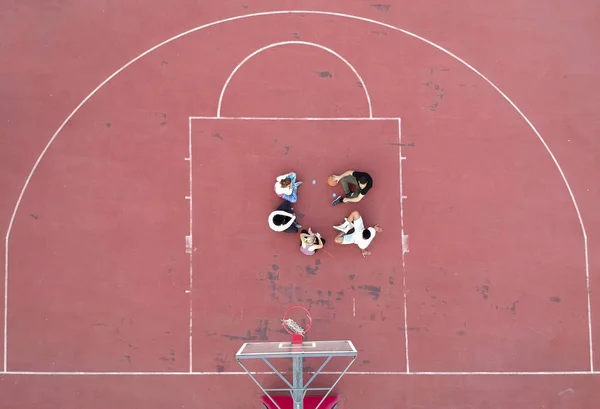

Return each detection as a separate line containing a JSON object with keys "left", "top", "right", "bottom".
{"left": 330, "top": 170, "right": 373, "bottom": 206}
{"left": 268, "top": 201, "right": 302, "bottom": 233}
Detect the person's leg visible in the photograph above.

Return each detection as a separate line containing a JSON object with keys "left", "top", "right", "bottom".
{"left": 340, "top": 175, "right": 358, "bottom": 196}
{"left": 336, "top": 231, "right": 357, "bottom": 245}
{"left": 347, "top": 211, "right": 361, "bottom": 223}
{"left": 335, "top": 211, "right": 361, "bottom": 232}
{"left": 282, "top": 189, "right": 298, "bottom": 203}
{"left": 348, "top": 188, "right": 360, "bottom": 198}
{"left": 285, "top": 223, "right": 299, "bottom": 234}
{"left": 292, "top": 173, "right": 302, "bottom": 188}
{"left": 277, "top": 201, "right": 293, "bottom": 213}
{"left": 287, "top": 172, "right": 302, "bottom": 188}
{"left": 334, "top": 211, "right": 359, "bottom": 232}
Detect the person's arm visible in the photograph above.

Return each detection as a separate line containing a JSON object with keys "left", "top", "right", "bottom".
{"left": 343, "top": 194, "right": 364, "bottom": 203}
{"left": 333, "top": 170, "right": 354, "bottom": 182}
{"left": 282, "top": 191, "right": 297, "bottom": 203}
{"left": 309, "top": 243, "right": 324, "bottom": 251}
{"left": 300, "top": 233, "right": 312, "bottom": 242}
{"left": 276, "top": 173, "right": 291, "bottom": 182}
{"left": 308, "top": 235, "right": 324, "bottom": 251}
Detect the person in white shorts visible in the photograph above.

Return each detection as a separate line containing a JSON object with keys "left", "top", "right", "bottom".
{"left": 333, "top": 211, "right": 383, "bottom": 257}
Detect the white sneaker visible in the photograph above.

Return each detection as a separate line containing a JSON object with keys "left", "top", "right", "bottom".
{"left": 333, "top": 219, "right": 352, "bottom": 233}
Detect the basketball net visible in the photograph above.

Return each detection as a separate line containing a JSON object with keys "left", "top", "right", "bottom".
{"left": 282, "top": 305, "right": 313, "bottom": 345}
{"left": 281, "top": 318, "right": 305, "bottom": 344}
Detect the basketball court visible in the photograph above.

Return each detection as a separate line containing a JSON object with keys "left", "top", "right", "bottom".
{"left": 1, "top": 2, "right": 599, "bottom": 408}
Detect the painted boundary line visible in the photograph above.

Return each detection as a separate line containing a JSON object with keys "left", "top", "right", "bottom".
{"left": 189, "top": 116, "right": 406, "bottom": 373}
{"left": 189, "top": 117, "right": 400, "bottom": 121}
{"left": 216, "top": 40, "right": 373, "bottom": 118}
{"left": 187, "top": 118, "right": 193, "bottom": 373}
{"left": 3, "top": 10, "right": 592, "bottom": 373}
{"left": 397, "top": 118, "right": 410, "bottom": 374}
{"left": 2, "top": 371, "right": 598, "bottom": 376}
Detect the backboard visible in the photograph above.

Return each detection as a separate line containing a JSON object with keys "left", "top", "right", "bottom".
{"left": 236, "top": 340, "right": 357, "bottom": 359}
{"left": 235, "top": 307, "right": 357, "bottom": 409}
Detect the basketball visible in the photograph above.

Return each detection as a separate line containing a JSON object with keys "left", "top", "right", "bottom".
{"left": 328, "top": 175, "right": 338, "bottom": 187}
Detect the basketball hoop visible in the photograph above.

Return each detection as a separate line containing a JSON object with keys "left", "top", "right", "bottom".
{"left": 281, "top": 305, "right": 313, "bottom": 344}
{"left": 237, "top": 306, "right": 356, "bottom": 409}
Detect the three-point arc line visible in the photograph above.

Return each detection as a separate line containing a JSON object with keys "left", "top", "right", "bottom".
{"left": 2, "top": 10, "right": 592, "bottom": 374}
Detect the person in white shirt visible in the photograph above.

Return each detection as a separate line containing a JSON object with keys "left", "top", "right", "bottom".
{"left": 274, "top": 172, "right": 302, "bottom": 203}
{"left": 333, "top": 211, "right": 383, "bottom": 257}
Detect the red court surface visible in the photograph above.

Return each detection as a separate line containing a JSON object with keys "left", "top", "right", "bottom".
{"left": 191, "top": 118, "right": 404, "bottom": 373}
{"left": 1, "top": 1, "right": 600, "bottom": 408}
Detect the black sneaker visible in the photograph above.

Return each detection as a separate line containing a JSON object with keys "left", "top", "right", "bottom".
{"left": 332, "top": 196, "right": 344, "bottom": 206}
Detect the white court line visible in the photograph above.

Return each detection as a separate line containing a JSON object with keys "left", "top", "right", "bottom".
{"left": 397, "top": 118, "right": 410, "bottom": 374}
{"left": 188, "top": 115, "right": 400, "bottom": 371}
{"left": 187, "top": 117, "right": 193, "bottom": 373}
{"left": 2, "top": 370, "right": 598, "bottom": 376}
{"left": 216, "top": 41, "right": 373, "bottom": 118}
{"left": 3, "top": 10, "right": 592, "bottom": 373}
{"left": 189, "top": 116, "right": 400, "bottom": 372}
{"left": 190, "top": 116, "right": 397, "bottom": 120}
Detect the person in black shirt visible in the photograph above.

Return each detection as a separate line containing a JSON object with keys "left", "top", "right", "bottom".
{"left": 331, "top": 170, "right": 373, "bottom": 206}
{"left": 268, "top": 200, "right": 302, "bottom": 233}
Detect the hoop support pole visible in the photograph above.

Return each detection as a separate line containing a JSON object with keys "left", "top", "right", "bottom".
{"left": 292, "top": 356, "right": 304, "bottom": 409}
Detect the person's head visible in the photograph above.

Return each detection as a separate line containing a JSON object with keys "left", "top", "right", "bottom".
{"left": 358, "top": 176, "right": 368, "bottom": 188}
{"left": 362, "top": 229, "right": 372, "bottom": 240}
{"left": 273, "top": 214, "right": 287, "bottom": 226}
{"left": 305, "top": 235, "right": 315, "bottom": 245}
{"left": 269, "top": 210, "right": 295, "bottom": 232}
{"left": 280, "top": 178, "right": 292, "bottom": 188}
